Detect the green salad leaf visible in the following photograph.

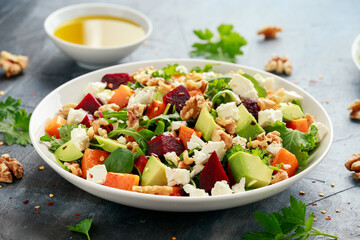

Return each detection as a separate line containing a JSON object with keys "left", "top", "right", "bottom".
{"left": 153, "top": 120, "right": 165, "bottom": 136}
{"left": 151, "top": 64, "right": 185, "bottom": 80}
{"left": 108, "top": 128, "right": 154, "bottom": 152}
{"left": 205, "top": 76, "right": 233, "bottom": 100}
{"left": 242, "top": 73, "right": 268, "bottom": 98}
{"left": 211, "top": 90, "right": 240, "bottom": 107}
{"left": 292, "top": 100, "right": 303, "bottom": 111}
{"left": 191, "top": 24, "right": 247, "bottom": 63}
{"left": 104, "top": 148, "right": 134, "bottom": 173}
{"left": 67, "top": 218, "right": 93, "bottom": 240}
{"left": 190, "top": 64, "right": 217, "bottom": 73}
{"left": 40, "top": 124, "right": 79, "bottom": 152}
{"left": 266, "top": 121, "right": 318, "bottom": 167}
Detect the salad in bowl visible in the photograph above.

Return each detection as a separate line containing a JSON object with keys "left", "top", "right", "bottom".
{"left": 39, "top": 63, "right": 329, "bottom": 198}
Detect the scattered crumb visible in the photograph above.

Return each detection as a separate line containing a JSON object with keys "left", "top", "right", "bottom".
{"left": 0, "top": 185, "right": 2, "bottom": 188}
{"left": 172, "top": 237, "right": 177, "bottom": 240}
{"left": 291, "top": 80, "right": 298, "bottom": 84}
{"left": 257, "top": 26, "right": 282, "bottom": 39}
{"left": 0, "top": 90, "right": 4, "bottom": 96}
{"left": 143, "top": 40, "right": 148, "bottom": 46}
{"left": 49, "top": 194, "right": 54, "bottom": 198}
{"left": 50, "top": 233, "right": 54, "bottom": 236}
{"left": 34, "top": 206, "right": 40, "bottom": 209}
{"left": 0, "top": 141, "right": 3, "bottom": 146}
{"left": 309, "top": 79, "right": 317, "bottom": 84}
{"left": 23, "top": 200, "right": 29, "bottom": 204}
{"left": 44, "top": 202, "right": 54, "bottom": 206}
{"left": 336, "top": 210, "right": 341, "bottom": 213}
{"left": 312, "top": 203, "right": 317, "bottom": 206}
{"left": 330, "top": 183, "right": 335, "bottom": 187}
{"left": 314, "top": 218, "right": 317, "bottom": 222}
{"left": 348, "top": 202, "right": 351, "bottom": 205}
{"left": 325, "top": 216, "right": 331, "bottom": 220}
{"left": 31, "top": 92, "right": 35, "bottom": 96}
{"left": 39, "top": 166, "right": 45, "bottom": 170}
{"left": 312, "top": 180, "right": 316, "bottom": 183}
{"left": 325, "top": 99, "right": 330, "bottom": 104}
{"left": 299, "top": 191, "right": 305, "bottom": 195}
{"left": 37, "top": 211, "right": 41, "bottom": 214}
{"left": 155, "top": 51, "right": 159, "bottom": 55}
{"left": 9, "top": 197, "right": 12, "bottom": 199}
{"left": 319, "top": 193, "right": 325, "bottom": 197}
{"left": 321, "top": 210, "right": 326, "bottom": 214}
{"left": 52, "top": 184, "right": 56, "bottom": 187}
{"left": 318, "top": 75, "right": 323, "bottom": 79}
{"left": 75, "top": 213, "right": 81, "bottom": 216}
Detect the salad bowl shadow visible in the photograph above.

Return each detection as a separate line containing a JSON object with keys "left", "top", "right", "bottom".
{"left": 29, "top": 59, "right": 333, "bottom": 212}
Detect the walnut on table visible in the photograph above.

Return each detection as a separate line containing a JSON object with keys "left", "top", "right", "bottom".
{"left": 348, "top": 99, "right": 360, "bottom": 120}
{"left": 180, "top": 95, "right": 211, "bottom": 121}
{"left": 0, "top": 154, "right": 24, "bottom": 183}
{"left": 265, "top": 54, "right": 292, "bottom": 75}
{"left": 258, "top": 26, "right": 282, "bottom": 39}
{"left": 345, "top": 153, "right": 360, "bottom": 180}
{"left": 0, "top": 51, "right": 29, "bottom": 78}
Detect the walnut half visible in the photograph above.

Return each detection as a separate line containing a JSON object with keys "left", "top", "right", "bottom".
{"left": 348, "top": 99, "right": 360, "bottom": 120}
{"left": 0, "top": 51, "right": 29, "bottom": 78}
{"left": 345, "top": 153, "right": 360, "bottom": 180}
{"left": 0, "top": 154, "right": 24, "bottom": 183}
{"left": 258, "top": 26, "right": 282, "bottom": 39}
{"left": 265, "top": 54, "right": 292, "bottom": 75}
{"left": 180, "top": 95, "right": 211, "bottom": 121}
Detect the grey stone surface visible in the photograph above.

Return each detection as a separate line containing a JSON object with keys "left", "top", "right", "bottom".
{"left": 0, "top": 0, "right": 360, "bottom": 239}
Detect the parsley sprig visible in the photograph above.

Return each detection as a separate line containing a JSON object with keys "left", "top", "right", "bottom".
{"left": 243, "top": 196, "right": 338, "bottom": 240}
{"left": 0, "top": 96, "right": 31, "bottom": 145}
{"left": 191, "top": 24, "right": 247, "bottom": 63}
{"left": 67, "top": 218, "right": 93, "bottom": 240}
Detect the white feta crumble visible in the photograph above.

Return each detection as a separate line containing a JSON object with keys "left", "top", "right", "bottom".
{"left": 211, "top": 180, "right": 233, "bottom": 196}
{"left": 96, "top": 90, "right": 114, "bottom": 104}
{"left": 187, "top": 133, "right": 206, "bottom": 150}
{"left": 183, "top": 184, "right": 209, "bottom": 197}
{"left": 202, "top": 71, "right": 217, "bottom": 80}
{"left": 258, "top": 109, "right": 283, "bottom": 128}
{"left": 67, "top": 108, "right": 87, "bottom": 124}
{"left": 283, "top": 90, "right": 303, "bottom": 102}
{"left": 85, "top": 82, "right": 107, "bottom": 95}
{"left": 201, "top": 141, "right": 226, "bottom": 161}
{"left": 117, "top": 136, "right": 127, "bottom": 145}
{"left": 127, "top": 87, "right": 155, "bottom": 107}
{"left": 266, "top": 143, "right": 282, "bottom": 156}
{"left": 86, "top": 165, "right": 108, "bottom": 184}
{"left": 162, "top": 131, "right": 174, "bottom": 137}
{"left": 175, "top": 65, "right": 188, "bottom": 74}
{"left": 283, "top": 164, "right": 292, "bottom": 170}
{"left": 164, "top": 152, "right": 179, "bottom": 166}
{"left": 165, "top": 167, "right": 190, "bottom": 187}
{"left": 228, "top": 74, "right": 258, "bottom": 99}
{"left": 193, "top": 150, "right": 209, "bottom": 165}
{"left": 232, "top": 136, "right": 247, "bottom": 148}
{"left": 232, "top": 177, "right": 246, "bottom": 193}
{"left": 254, "top": 73, "right": 275, "bottom": 90}
{"left": 190, "top": 164, "right": 205, "bottom": 178}
{"left": 170, "top": 121, "right": 187, "bottom": 131}
{"left": 71, "top": 126, "right": 90, "bottom": 151}
{"left": 216, "top": 102, "right": 240, "bottom": 121}
{"left": 311, "top": 122, "right": 329, "bottom": 142}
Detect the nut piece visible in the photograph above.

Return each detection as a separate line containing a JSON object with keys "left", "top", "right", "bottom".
{"left": 127, "top": 103, "right": 146, "bottom": 130}
{"left": 180, "top": 95, "right": 211, "bottom": 121}
{"left": 211, "top": 129, "right": 233, "bottom": 149}
{"left": 348, "top": 99, "right": 360, "bottom": 120}
{"left": 0, "top": 51, "right": 29, "bottom": 78}
{"left": 0, "top": 154, "right": 24, "bottom": 183}
{"left": 97, "top": 103, "right": 120, "bottom": 113}
{"left": 64, "top": 162, "right": 82, "bottom": 177}
{"left": 126, "top": 141, "right": 139, "bottom": 153}
{"left": 182, "top": 150, "right": 194, "bottom": 165}
{"left": 178, "top": 161, "right": 190, "bottom": 170}
{"left": 267, "top": 88, "right": 286, "bottom": 104}
{"left": 0, "top": 160, "right": 12, "bottom": 183}
{"left": 91, "top": 118, "right": 109, "bottom": 138}
{"left": 185, "top": 80, "right": 208, "bottom": 93}
{"left": 345, "top": 153, "right": 360, "bottom": 179}
{"left": 265, "top": 54, "right": 292, "bottom": 75}
{"left": 216, "top": 117, "right": 236, "bottom": 135}
{"left": 257, "top": 98, "right": 278, "bottom": 111}
{"left": 248, "top": 131, "right": 282, "bottom": 149}
{"left": 132, "top": 185, "right": 174, "bottom": 196}
{"left": 258, "top": 26, "right": 283, "bottom": 39}
{"left": 58, "top": 103, "right": 77, "bottom": 117}
{"left": 271, "top": 169, "right": 288, "bottom": 184}
{"left": 304, "top": 113, "right": 315, "bottom": 126}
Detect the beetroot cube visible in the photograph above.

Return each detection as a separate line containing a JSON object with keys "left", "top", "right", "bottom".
{"left": 242, "top": 98, "right": 260, "bottom": 120}
{"left": 134, "top": 155, "right": 148, "bottom": 174}
{"left": 147, "top": 135, "right": 185, "bottom": 157}
{"left": 75, "top": 93, "right": 102, "bottom": 114}
{"left": 199, "top": 151, "right": 230, "bottom": 193}
{"left": 80, "top": 114, "right": 95, "bottom": 128}
{"left": 101, "top": 73, "right": 131, "bottom": 90}
{"left": 163, "top": 85, "right": 190, "bottom": 112}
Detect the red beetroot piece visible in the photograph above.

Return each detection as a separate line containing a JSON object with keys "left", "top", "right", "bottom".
{"left": 80, "top": 114, "right": 95, "bottom": 128}
{"left": 134, "top": 155, "right": 148, "bottom": 174}
{"left": 227, "top": 164, "right": 236, "bottom": 187}
{"left": 75, "top": 93, "right": 102, "bottom": 114}
{"left": 147, "top": 134, "right": 185, "bottom": 157}
{"left": 163, "top": 85, "right": 190, "bottom": 112}
{"left": 199, "top": 151, "right": 230, "bottom": 193}
{"left": 242, "top": 98, "right": 260, "bottom": 121}
{"left": 101, "top": 73, "right": 131, "bottom": 90}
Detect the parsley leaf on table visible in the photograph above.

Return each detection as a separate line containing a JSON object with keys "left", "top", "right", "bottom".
{"left": 243, "top": 196, "right": 338, "bottom": 240}
{"left": 67, "top": 218, "right": 93, "bottom": 240}
{"left": 191, "top": 24, "right": 247, "bottom": 63}
{"left": 0, "top": 96, "right": 31, "bottom": 146}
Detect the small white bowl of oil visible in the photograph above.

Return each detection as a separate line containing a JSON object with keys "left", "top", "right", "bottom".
{"left": 44, "top": 3, "right": 152, "bottom": 69}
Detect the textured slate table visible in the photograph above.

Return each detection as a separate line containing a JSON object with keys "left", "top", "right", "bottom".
{"left": 1, "top": 0, "right": 360, "bottom": 239}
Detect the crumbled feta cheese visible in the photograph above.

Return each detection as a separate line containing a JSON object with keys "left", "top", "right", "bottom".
{"left": 201, "top": 141, "right": 226, "bottom": 161}
{"left": 86, "top": 165, "right": 107, "bottom": 184}
{"left": 187, "top": 133, "right": 206, "bottom": 150}
{"left": 170, "top": 121, "right": 187, "bottom": 131}
{"left": 162, "top": 131, "right": 174, "bottom": 137}
{"left": 283, "top": 164, "right": 291, "bottom": 169}
{"left": 266, "top": 143, "right": 282, "bottom": 156}
{"left": 254, "top": 73, "right": 275, "bottom": 90}
{"left": 311, "top": 122, "right": 329, "bottom": 142}
{"left": 190, "top": 164, "right": 205, "bottom": 178}
{"left": 193, "top": 150, "right": 209, "bottom": 165}
{"left": 211, "top": 180, "right": 233, "bottom": 196}
{"left": 183, "top": 184, "right": 209, "bottom": 197}
{"left": 71, "top": 126, "right": 90, "bottom": 151}
{"left": 165, "top": 167, "right": 190, "bottom": 187}
{"left": 67, "top": 108, "right": 87, "bottom": 124}
{"left": 232, "top": 177, "right": 246, "bottom": 193}
{"left": 175, "top": 65, "right": 188, "bottom": 74}
{"left": 258, "top": 109, "right": 283, "bottom": 128}
{"left": 85, "top": 82, "right": 107, "bottom": 95}
{"left": 283, "top": 90, "right": 303, "bottom": 102}
{"left": 216, "top": 102, "right": 240, "bottom": 121}
{"left": 229, "top": 74, "right": 258, "bottom": 99}
{"left": 164, "top": 152, "right": 179, "bottom": 166}
{"left": 232, "top": 136, "right": 247, "bottom": 148}
{"left": 96, "top": 90, "right": 114, "bottom": 104}
{"left": 127, "top": 87, "right": 155, "bottom": 107}
{"left": 202, "top": 71, "right": 217, "bottom": 80}
{"left": 117, "top": 136, "right": 127, "bottom": 145}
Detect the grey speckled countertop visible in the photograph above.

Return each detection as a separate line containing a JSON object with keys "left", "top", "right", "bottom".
{"left": 1, "top": 0, "right": 360, "bottom": 239}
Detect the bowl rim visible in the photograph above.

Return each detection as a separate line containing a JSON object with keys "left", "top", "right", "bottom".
{"left": 43, "top": 2, "right": 153, "bottom": 50}
{"left": 30, "top": 59, "right": 333, "bottom": 204}
{"left": 351, "top": 34, "right": 360, "bottom": 70}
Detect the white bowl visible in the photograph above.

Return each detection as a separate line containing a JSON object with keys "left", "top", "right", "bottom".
{"left": 351, "top": 34, "right": 360, "bottom": 70}
{"left": 44, "top": 3, "right": 152, "bottom": 69}
{"left": 29, "top": 59, "right": 333, "bottom": 212}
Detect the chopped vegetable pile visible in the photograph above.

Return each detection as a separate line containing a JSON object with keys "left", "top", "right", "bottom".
{"left": 40, "top": 64, "right": 329, "bottom": 197}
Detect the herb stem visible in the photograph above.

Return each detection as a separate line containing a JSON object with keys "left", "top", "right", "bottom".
{"left": 311, "top": 228, "right": 338, "bottom": 239}
{"left": 163, "top": 103, "right": 171, "bottom": 115}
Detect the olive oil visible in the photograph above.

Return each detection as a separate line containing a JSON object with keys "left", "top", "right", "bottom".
{"left": 54, "top": 15, "right": 146, "bottom": 47}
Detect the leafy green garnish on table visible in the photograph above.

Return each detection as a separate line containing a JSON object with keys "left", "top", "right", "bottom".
{"left": 0, "top": 96, "right": 31, "bottom": 146}
{"left": 266, "top": 122, "right": 318, "bottom": 167}
{"left": 40, "top": 123, "right": 79, "bottom": 152}
{"left": 67, "top": 218, "right": 93, "bottom": 240}
{"left": 191, "top": 24, "right": 247, "bottom": 63}
{"left": 243, "top": 196, "right": 338, "bottom": 240}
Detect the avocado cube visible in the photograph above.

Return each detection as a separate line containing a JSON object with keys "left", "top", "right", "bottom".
{"left": 141, "top": 155, "right": 167, "bottom": 186}
{"left": 195, "top": 105, "right": 221, "bottom": 141}
{"left": 235, "top": 104, "right": 264, "bottom": 140}
{"left": 280, "top": 104, "right": 304, "bottom": 122}
{"left": 95, "top": 135, "right": 127, "bottom": 152}
{"left": 54, "top": 140, "right": 83, "bottom": 162}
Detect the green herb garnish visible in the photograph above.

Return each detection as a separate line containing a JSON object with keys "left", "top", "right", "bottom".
{"left": 40, "top": 123, "right": 80, "bottom": 152}
{"left": 104, "top": 148, "right": 134, "bottom": 173}
{"left": 67, "top": 218, "right": 93, "bottom": 240}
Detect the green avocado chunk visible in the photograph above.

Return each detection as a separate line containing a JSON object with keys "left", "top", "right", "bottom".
{"left": 235, "top": 104, "right": 264, "bottom": 140}
{"left": 195, "top": 105, "right": 221, "bottom": 141}
{"left": 280, "top": 103, "right": 304, "bottom": 122}
{"left": 95, "top": 135, "right": 126, "bottom": 152}
{"left": 54, "top": 140, "right": 83, "bottom": 162}
{"left": 228, "top": 151, "right": 273, "bottom": 189}
{"left": 141, "top": 155, "right": 167, "bottom": 186}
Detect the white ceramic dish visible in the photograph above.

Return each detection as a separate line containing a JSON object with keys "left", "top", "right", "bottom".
{"left": 29, "top": 59, "right": 333, "bottom": 212}
{"left": 44, "top": 3, "right": 152, "bottom": 69}
{"left": 351, "top": 34, "right": 360, "bottom": 70}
